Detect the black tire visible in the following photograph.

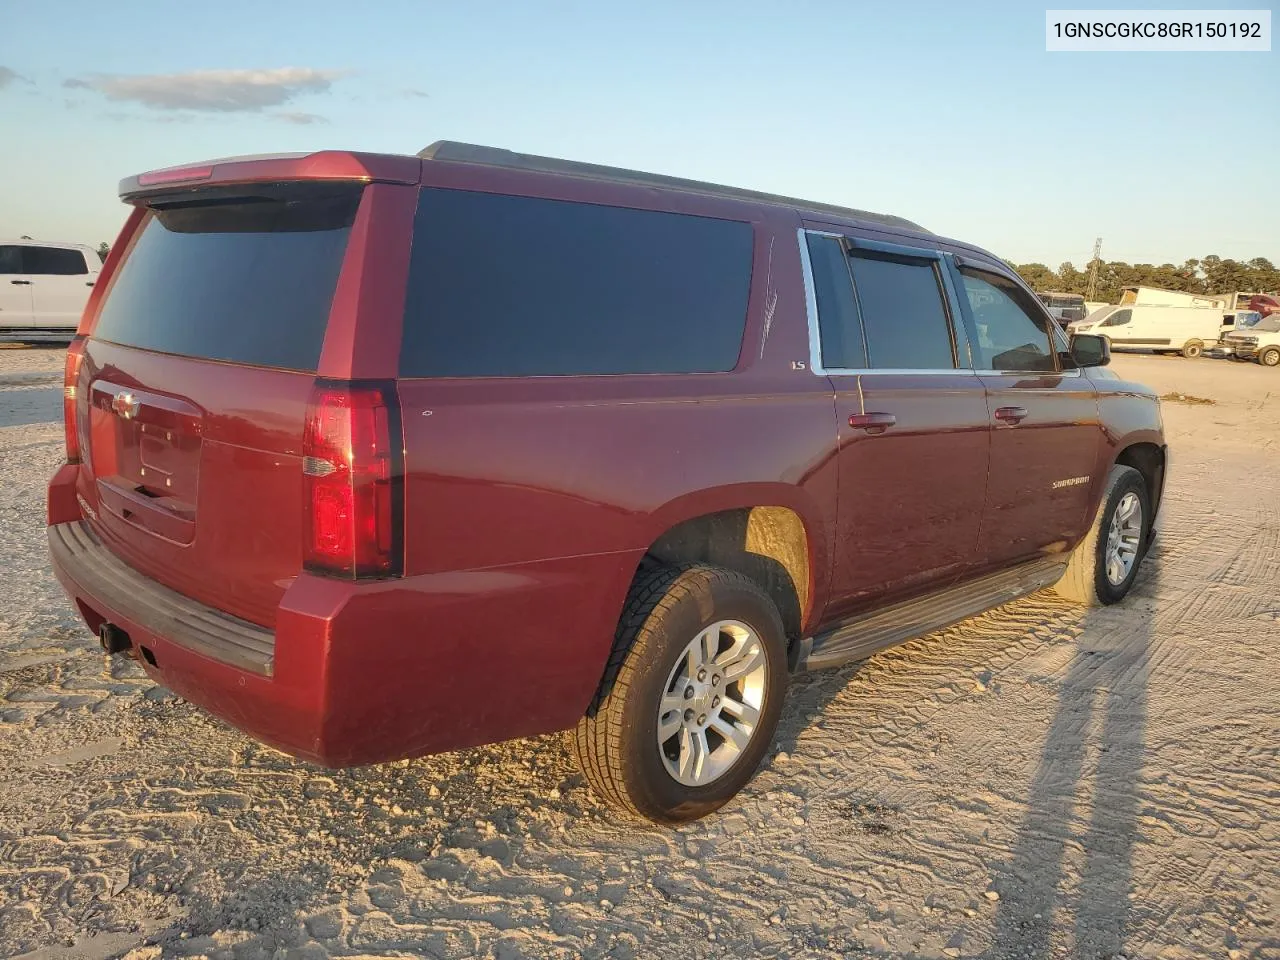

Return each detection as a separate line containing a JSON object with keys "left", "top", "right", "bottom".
{"left": 1182, "top": 339, "right": 1203, "bottom": 359}
{"left": 1260, "top": 347, "right": 1280, "bottom": 368}
{"left": 568, "top": 563, "right": 788, "bottom": 824}
{"left": 1052, "top": 465, "right": 1151, "bottom": 606}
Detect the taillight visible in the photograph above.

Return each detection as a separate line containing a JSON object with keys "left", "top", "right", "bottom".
{"left": 302, "top": 380, "right": 403, "bottom": 579}
{"left": 63, "top": 337, "right": 87, "bottom": 464}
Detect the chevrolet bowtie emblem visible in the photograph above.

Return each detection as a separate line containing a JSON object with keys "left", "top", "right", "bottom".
{"left": 112, "top": 391, "right": 140, "bottom": 420}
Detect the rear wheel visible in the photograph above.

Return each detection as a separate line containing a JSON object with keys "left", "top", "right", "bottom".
{"left": 1260, "top": 347, "right": 1280, "bottom": 367}
{"left": 1052, "top": 465, "right": 1151, "bottom": 606}
{"left": 1182, "top": 339, "right": 1204, "bottom": 359}
{"left": 569, "top": 564, "right": 788, "bottom": 823}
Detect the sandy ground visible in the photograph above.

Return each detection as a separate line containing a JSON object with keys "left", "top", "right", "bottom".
{"left": 0, "top": 347, "right": 1276, "bottom": 960}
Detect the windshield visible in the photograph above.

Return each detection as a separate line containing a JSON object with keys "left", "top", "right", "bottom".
{"left": 1253, "top": 316, "right": 1280, "bottom": 333}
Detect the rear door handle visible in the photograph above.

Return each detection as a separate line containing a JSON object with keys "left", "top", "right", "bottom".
{"left": 994, "top": 405, "right": 1029, "bottom": 425}
{"left": 849, "top": 412, "right": 897, "bottom": 434}
{"left": 9, "top": 279, "right": 31, "bottom": 285}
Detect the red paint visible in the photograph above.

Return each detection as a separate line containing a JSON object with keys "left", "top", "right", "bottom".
{"left": 978, "top": 373, "right": 1104, "bottom": 568}
{"left": 825, "top": 372, "right": 991, "bottom": 619}
{"left": 48, "top": 147, "right": 1167, "bottom": 768}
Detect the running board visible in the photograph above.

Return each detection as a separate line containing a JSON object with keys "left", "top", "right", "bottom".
{"left": 794, "top": 557, "right": 1068, "bottom": 673}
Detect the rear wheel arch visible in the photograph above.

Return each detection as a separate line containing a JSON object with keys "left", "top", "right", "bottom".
{"left": 640, "top": 505, "right": 814, "bottom": 644}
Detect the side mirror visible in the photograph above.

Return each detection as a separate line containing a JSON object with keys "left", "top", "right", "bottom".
{"left": 1070, "top": 333, "right": 1111, "bottom": 368}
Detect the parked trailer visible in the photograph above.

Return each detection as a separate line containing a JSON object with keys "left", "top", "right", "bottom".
{"left": 1118, "top": 286, "right": 1228, "bottom": 310}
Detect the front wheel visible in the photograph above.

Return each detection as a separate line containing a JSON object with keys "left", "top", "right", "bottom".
{"left": 1260, "top": 347, "right": 1280, "bottom": 367}
{"left": 1052, "top": 465, "right": 1151, "bottom": 605}
{"left": 569, "top": 564, "right": 788, "bottom": 823}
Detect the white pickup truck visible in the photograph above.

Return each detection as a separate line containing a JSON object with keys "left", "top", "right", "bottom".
{"left": 0, "top": 240, "right": 101, "bottom": 341}
{"left": 1221, "top": 315, "right": 1280, "bottom": 367}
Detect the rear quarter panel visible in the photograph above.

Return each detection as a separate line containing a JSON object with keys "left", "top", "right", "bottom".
{"left": 394, "top": 194, "right": 838, "bottom": 739}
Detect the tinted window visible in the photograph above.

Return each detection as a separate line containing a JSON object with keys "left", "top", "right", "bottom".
{"left": 848, "top": 253, "right": 955, "bottom": 369}
{"left": 94, "top": 185, "right": 359, "bottom": 371}
{"left": 400, "top": 189, "right": 753, "bottom": 377}
{"left": 0, "top": 246, "right": 20, "bottom": 274}
{"left": 806, "top": 234, "right": 866, "bottom": 370}
{"left": 960, "top": 269, "right": 1056, "bottom": 371}
{"left": 24, "top": 246, "right": 88, "bottom": 275}
{"left": 1100, "top": 309, "right": 1132, "bottom": 327}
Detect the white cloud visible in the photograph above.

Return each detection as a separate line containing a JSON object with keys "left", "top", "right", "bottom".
{"left": 65, "top": 67, "right": 347, "bottom": 112}
{"left": 274, "top": 111, "right": 328, "bottom": 125}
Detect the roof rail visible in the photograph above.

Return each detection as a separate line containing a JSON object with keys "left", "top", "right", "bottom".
{"left": 418, "top": 141, "right": 929, "bottom": 233}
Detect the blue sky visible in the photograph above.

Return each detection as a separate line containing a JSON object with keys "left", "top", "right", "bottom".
{"left": 1, "top": 0, "right": 1276, "bottom": 268}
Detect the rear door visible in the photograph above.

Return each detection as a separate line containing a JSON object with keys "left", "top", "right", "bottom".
{"left": 26, "top": 245, "right": 96, "bottom": 329}
{"left": 805, "top": 231, "right": 990, "bottom": 621}
{"left": 951, "top": 262, "right": 1103, "bottom": 567}
{"left": 74, "top": 182, "right": 364, "bottom": 627}
{"left": 0, "top": 245, "right": 34, "bottom": 327}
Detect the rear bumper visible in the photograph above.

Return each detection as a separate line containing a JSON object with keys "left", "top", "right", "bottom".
{"left": 49, "top": 521, "right": 275, "bottom": 675}
{"left": 47, "top": 471, "right": 639, "bottom": 767}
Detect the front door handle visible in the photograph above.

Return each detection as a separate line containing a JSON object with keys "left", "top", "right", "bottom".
{"left": 849, "top": 412, "right": 897, "bottom": 435}
{"left": 994, "top": 405, "right": 1029, "bottom": 425}
{"left": 9, "top": 279, "right": 31, "bottom": 285}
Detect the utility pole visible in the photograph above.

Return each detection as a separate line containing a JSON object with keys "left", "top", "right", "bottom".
{"left": 1085, "top": 237, "right": 1103, "bottom": 301}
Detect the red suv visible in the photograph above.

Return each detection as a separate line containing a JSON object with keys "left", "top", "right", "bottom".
{"left": 48, "top": 142, "right": 1167, "bottom": 823}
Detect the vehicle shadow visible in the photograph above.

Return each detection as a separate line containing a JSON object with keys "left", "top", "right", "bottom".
{"left": 985, "top": 551, "right": 1160, "bottom": 959}
{"left": 0, "top": 386, "right": 60, "bottom": 428}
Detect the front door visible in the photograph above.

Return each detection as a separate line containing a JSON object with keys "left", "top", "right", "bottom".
{"left": 802, "top": 230, "right": 990, "bottom": 622}
{"left": 952, "top": 263, "right": 1104, "bottom": 567}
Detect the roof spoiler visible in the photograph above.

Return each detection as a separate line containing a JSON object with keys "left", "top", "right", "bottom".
{"left": 119, "top": 151, "right": 421, "bottom": 201}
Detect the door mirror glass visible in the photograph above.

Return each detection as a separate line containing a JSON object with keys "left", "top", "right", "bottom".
{"left": 1070, "top": 333, "right": 1111, "bottom": 367}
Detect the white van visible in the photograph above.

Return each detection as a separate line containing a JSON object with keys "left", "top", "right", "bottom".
{"left": 0, "top": 240, "right": 101, "bottom": 340}
{"left": 1069, "top": 304, "right": 1232, "bottom": 358}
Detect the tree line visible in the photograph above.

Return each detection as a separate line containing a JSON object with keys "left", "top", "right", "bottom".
{"left": 1009, "top": 256, "right": 1279, "bottom": 304}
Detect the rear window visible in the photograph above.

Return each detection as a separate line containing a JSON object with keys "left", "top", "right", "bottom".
{"left": 400, "top": 188, "right": 754, "bottom": 377}
{"left": 93, "top": 184, "right": 360, "bottom": 371}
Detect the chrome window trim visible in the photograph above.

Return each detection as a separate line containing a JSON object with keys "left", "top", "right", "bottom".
{"left": 796, "top": 227, "right": 832, "bottom": 376}
{"left": 798, "top": 228, "right": 1074, "bottom": 377}
{"left": 822, "top": 367, "right": 1081, "bottom": 378}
